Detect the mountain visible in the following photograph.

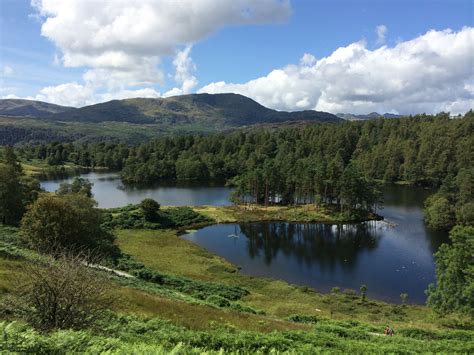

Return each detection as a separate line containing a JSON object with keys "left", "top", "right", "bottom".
{"left": 0, "top": 99, "right": 74, "bottom": 117}
{"left": 45, "top": 93, "right": 341, "bottom": 125}
{"left": 336, "top": 112, "right": 402, "bottom": 121}
{"left": 0, "top": 94, "right": 341, "bottom": 144}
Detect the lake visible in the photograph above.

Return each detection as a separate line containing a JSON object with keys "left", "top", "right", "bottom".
{"left": 41, "top": 172, "right": 448, "bottom": 303}
{"left": 181, "top": 186, "right": 449, "bottom": 304}
{"left": 41, "top": 172, "right": 233, "bottom": 208}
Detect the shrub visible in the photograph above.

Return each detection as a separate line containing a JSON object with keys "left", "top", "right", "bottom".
{"left": 20, "top": 193, "right": 116, "bottom": 254}
{"left": 101, "top": 205, "right": 212, "bottom": 230}
{"left": 140, "top": 199, "right": 160, "bottom": 222}
{"left": 205, "top": 295, "right": 231, "bottom": 307}
{"left": 4, "top": 252, "right": 114, "bottom": 330}
{"left": 343, "top": 289, "right": 357, "bottom": 298}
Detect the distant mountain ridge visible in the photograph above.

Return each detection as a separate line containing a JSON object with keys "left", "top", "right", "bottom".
{"left": 0, "top": 99, "right": 74, "bottom": 117}
{"left": 336, "top": 112, "right": 402, "bottom": 120}
{"left": 0, "top": 94, "right": 341, "bottom": 126}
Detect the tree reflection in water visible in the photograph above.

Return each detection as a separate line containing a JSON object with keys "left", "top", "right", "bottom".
{"left": 240, "top": 222, "right": 379, "bottom": 270}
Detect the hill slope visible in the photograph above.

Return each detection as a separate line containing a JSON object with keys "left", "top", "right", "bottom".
{"left": 0, "top": 94, "right": 341, "bottom": 144}
{"left": 47, "top": 93, "right": 341, "bottom": 125}
{"left": 0, "top": 99, "right": 74, "bottom": 117}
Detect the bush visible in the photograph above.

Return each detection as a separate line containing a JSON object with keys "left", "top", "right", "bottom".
{"left": 343, "top": 289, "right": 358, "bottom": 298}
{"left": 102, "top": 205, "right": 212, "bottom": 230}
{"left": 206, "top": 295, "right": 231, "bottom": 307}
{"left": 4, "top": 252, "right": 114, "bottom": 330}
{"left": 20, "top": 193, "right": 116, "bottom": 254}
{"left": 140, "top": 199, "right": 160, "bottom": 222}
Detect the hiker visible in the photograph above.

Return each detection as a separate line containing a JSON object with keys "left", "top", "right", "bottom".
{"left": 384, "top": 326, "right": 395, "bottom": 336}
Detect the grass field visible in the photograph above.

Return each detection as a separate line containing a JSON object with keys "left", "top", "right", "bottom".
{"left": 115, "top": 228, "right": 465, "bottom": 331}
{"left": 1, "top": 225, "right": 472, "bottom": 353}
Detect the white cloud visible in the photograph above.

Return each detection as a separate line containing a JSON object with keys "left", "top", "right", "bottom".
{"left": 2, "top": 65, "right": 14, "bottom": 76}
{"left": 376, "top": 25, "right": 387, "bottom": 45}
{"left": 163, "top": 45, "right": 198, "bottom": 97}
{"left": 30, "top": 0, "right": 291, "bottom": 103}
{"left": 199, "top": 27, "right": 474, "bottom": 114}
{"left": 29, "top": 82, "right": 162, "bottom": 107}
{"left": 35, "top": 82, "right": 95, "bottom": 107}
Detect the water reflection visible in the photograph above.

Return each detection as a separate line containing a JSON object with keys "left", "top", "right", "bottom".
{"left": 242, "top": 222, "right": 379, "bottom": 268}
{"left": 40, "top": 172, "right": 233, "bottom": 208}
{"left": 182, "top": 185, "right": 450, "bottom": 304}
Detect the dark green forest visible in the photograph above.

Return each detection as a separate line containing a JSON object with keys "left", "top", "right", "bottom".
{"left": 17, "top": 112, "right": 474, "bottom": 225}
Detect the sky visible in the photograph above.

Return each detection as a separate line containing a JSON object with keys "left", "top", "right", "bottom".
{"left": 0, "top": 0, "right": 473, "bottom": 114}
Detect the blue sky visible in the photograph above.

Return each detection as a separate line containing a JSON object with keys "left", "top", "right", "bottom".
{"left": 1, "top": 0, "right": 473, "bottom": 113}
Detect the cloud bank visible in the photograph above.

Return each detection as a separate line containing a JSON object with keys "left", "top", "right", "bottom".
{"left": 29, "top": 0, "right": 291, "bottom": 105}
{"left": 200, "top": 27, "right": 474, "bottom": 114}
{"left": 7, "top": 2, "right": 473, "bottom": 115}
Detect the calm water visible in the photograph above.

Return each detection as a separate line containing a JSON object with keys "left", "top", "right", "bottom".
{"left": 41, "top": 172, "right": 448, "bottom": 303}
{"left": 182, "top": 186, "right": 449, "bottom": 304}
{"left": 40, "top": 172, "right": 233, "bottom": 208}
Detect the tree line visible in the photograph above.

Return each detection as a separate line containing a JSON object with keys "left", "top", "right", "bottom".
{"left": 17, "top": 112, "right": 473, "bottom": 212}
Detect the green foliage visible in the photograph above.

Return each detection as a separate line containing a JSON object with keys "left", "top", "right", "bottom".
{"left": 102, "top": 205, "right": 212, "bottom": 230}
{"left": 2, "top": 314, "right": 472, "bottom": 354}
{"left": 115, "top": 253, "right": 248, "bottom": 302}
{"left": 0, "top": 147, "right": 42, "bottom": 226}
{"left": 140, "top": 198, "right": 161, "bottom": 222}
{"left": 56, "top": 177, "right": 93, "bottom": 198}
{"left": 20, "top": 193, "right": 116, "bottom": 254}
{"left": 427, "top": 226, "right": 474, "bottom": 317}
{"left": 205, "top": 295, "right": 231, "bottom": 307}
{"left": 18, "top": 114, "right": 473, "bottom": 204}
{"left": 425, "top": 196, "right": 455, "bottom": 230}
{"left": 425, "top": 168, "right": 474, "bottom": 230}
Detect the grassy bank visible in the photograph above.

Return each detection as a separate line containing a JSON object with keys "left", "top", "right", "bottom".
{"left": 1, "top": 225, "right": 472, "bottom": 353}
{"left": 21, "top": 159, "right": 84, "bottom": 177}
{"left": 115, "top": 228, "right": 466, "bottom": 331}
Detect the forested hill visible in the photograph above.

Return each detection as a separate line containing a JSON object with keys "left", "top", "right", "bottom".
{"left": 0, "top": 94, "right": 340, "bottom": 125}
{"left": 0, "top": 94, "right": 341, "bottom": 144}
{"left": 46, "top": 93, "right": 340, "bottom": 125}
{"left": 0, "top": 99, "right": 73, "bottom": 117}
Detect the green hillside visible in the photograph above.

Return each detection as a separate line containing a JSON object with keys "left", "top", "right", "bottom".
{"left": 0, "top": 99, "right": 73, "bottom": 117}
{"left": 0, "top": 94, "right": 341, "bottom": 144}
{"left": 48, "top": 93, "right": 340, "bottom": 125}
